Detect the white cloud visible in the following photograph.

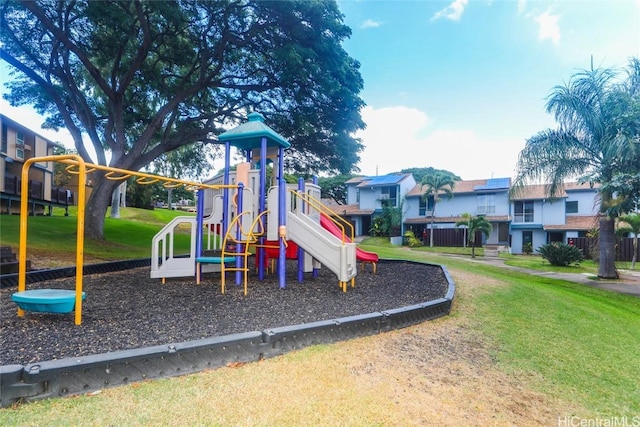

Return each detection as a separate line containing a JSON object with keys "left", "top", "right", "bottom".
{"left": 355, "top": 106, "right": 522, "bottom": 180}
{"left": 517, "top": 0, "right": 527, "bottom": 15}
{"left": 431, "top": 0, "right": 469, "bottom": 22}
{"left": 535, "top": 10, "right": 561, "bottom": 44}
{"left": 360, "top": 18, "right": 382, "bottom": 29}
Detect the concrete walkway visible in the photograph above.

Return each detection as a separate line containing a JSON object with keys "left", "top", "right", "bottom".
{"left": 448, "top": 254, "right": 640, "bottom": 297}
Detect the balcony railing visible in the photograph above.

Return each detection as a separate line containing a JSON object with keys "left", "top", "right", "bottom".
{"left": 3, "top": 173, "right": 72, "bottom": 205}
{"left": 513, "top": 213, "right": 534, "bottom": 223}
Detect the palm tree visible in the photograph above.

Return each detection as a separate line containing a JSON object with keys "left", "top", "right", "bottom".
{"left": 457, "top": 212, "right": 472, "bottom": 248}
{"left": 421, "top": 171, "right": 455, "bottom": 247}
{"left": 513, "top": 59, "right": 640, "bottom": 279}
{"left": 617, "top": 213, "right": 640, "bottom": 270}
{"left": 455, "top": 214, "right": 492, "bottom": 258}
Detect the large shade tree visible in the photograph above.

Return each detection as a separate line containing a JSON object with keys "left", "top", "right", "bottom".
{"left": 0, "top": 0, "right": 365, "bottom": 239}
{"left": 318, "top": 174, "right": 353, "bottom": 205}
{"left": 514, "top": 58, "right": 640, "bottom": 279}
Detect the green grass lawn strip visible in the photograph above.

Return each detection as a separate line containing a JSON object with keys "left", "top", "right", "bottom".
{"left": 467, "top": 265, "right": 640, "bottom": 415}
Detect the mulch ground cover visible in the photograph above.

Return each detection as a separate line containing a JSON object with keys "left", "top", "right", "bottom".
{"left": 0, "top": 260, "right": 449, "bottom": 366}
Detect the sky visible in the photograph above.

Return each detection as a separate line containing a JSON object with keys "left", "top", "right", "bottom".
{"left": 1, "top": 0, "right": 639, "bottom": 181}
{"left": 338, "top": 0, "right": 640, "bottom": 179}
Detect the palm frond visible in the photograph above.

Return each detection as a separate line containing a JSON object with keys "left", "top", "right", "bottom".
{"left": 514, "top": 129, "right": 597, "bottom": 193}
{"left": 546, "top": 68, "right": 617, "bottom": 150}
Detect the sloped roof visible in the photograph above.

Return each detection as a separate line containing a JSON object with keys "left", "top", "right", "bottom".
{"left": 404, "top": 215, "right": 510, "bottom": 224}
{"left": 510, "top": 182, "right": 599, "bottom": 200}
{"left": 544, "top": 215, "right": 599, "bottom": 231}
{"left": 322, "top": 201, "right": 374, "bottom": 216}
{"left": 510, "top": 184, "right": 561, "bottom": 200}
{"left": 406, "top": 178, "right": 511, "bottom": 197}
{"left": 345, "top": 176, "right": 367, "bottom": 185}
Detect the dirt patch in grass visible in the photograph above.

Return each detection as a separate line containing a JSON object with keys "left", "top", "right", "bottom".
{"left": 22, "top": 249, "right": 110, "bottom": 270}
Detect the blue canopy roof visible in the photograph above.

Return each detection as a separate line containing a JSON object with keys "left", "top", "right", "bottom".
{"left": 217, "top": 112, "right": 290, "bottom": 150}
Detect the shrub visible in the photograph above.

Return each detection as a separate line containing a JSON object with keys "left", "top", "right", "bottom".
{"left": 404, "top": 230, "right": 422, "bottom": 247}
{"left": 538, "top": 242, "right": 585, "bottom": 266}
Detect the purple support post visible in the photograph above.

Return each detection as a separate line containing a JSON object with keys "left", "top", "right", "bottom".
{"left": 235, "top": 182, "right": 244, "bottom": 285}
{"left": 297, "top": 177, "right": 305, "bottom": 282}
{"left": 278, "top": 147, "right": 286, "bottom": 289}
{"left": 195, "top": 189, "right": 205, "bottom": 280}
{"left": 258, "top": 137, "right": 267, "bottom": 281}
{"left": 312, "top": 176, "right": 320, "bottom": 278}
{"left": 222, "top": 141, "right": 231, "bottom": 238}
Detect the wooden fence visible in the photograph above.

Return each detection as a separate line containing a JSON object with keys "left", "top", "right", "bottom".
{"left": 422, "top": 229, "right": 484, "bottom": 247}
{"left": 568, "top": 237, "right": 639, "bottom": 262}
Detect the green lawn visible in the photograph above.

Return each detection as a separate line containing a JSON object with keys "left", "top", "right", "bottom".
{"left": 454, "top": 261, "right": 640, "bottom": 415}
{"left": 499, "top": 252, "right": 601, "bottom": 274}
{"left": 1, "top": 224, "right": 639, "bottom": 420}
{"left": 0, "top": 207, "right": 194, "bottom": 261}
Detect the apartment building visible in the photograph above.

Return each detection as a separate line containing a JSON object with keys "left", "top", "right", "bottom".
{"left": 336, "top": 174, "right": 417, "bottom": 236}
{"left": 0, "top": 114, "right": 69, "bottom": 215}
{"left": 509, "top": 182, "right": 599, "bottom": 254}
{"left": 339, "top": 173, "right": 600, "bottom": 255}
{"left": 404, "top": 177, "right": 512, "bottom": 249}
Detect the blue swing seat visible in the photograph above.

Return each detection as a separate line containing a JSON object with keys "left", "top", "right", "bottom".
{"left": 12, "top": 289, "right": 86, "bottom": 314}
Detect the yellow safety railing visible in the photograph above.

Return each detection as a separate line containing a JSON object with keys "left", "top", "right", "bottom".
{"left": 288, "top": 189, "right": 355, "bottom": 243}
{"left": 288, "top": 189, "right": 357, "bottom": 292}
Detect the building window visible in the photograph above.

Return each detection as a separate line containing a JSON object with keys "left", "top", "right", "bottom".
{"left": 514, "top": 200, "right": 534, "bottom": 222}
{"left": 356, "top": 189, "right": 360, "bottom": 204}
{"left": 1, "top": 124, "right": 7, "bottom": 153}
{"left": 379, "top": 186, "right": 397, "bottom": 206}
{"left": 16, "top": 131, "right": 25, "bottom": 160}
{"left": 566, "top": 200, "right": 578, "bottom": 214}
{"left": 548, "top": 232, "right": 563, "bottom": 243}
{"left": 420, "top": 195, "right": 434, "bottom": 215}
{"left": 476, "top": 193, "right": 495, "bottom": 214}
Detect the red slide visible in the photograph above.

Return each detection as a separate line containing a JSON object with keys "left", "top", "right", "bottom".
{"left": 319, "top": 213, "right": 379, "bottom": 263}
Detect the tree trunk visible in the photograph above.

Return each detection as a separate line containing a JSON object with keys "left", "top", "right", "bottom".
{"left": 598, "top": 216, "right": 618, "bottom": 279}
{"left": 429, "top": 219, "right": 434, "bottom": 247}
{"left": 632, "top": 236, "right": 638, "bottom": 270}
{"left": 463, "top": 228, "right": 467, "bottom": 248}
{"left": 85, "top": 178, "right": 119, "bottom": 240}
{"left": 429, "top": 201, "right": 436, "bottom": 248}
{"left": 110, "top": 185, "right": 121, "bottom": 219}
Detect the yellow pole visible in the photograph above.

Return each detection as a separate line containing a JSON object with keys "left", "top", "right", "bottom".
{"left": 74, "top": 157, "right": 86, "bottom": 325}
{"left": 17, "top": 158, "right": 33, "bottom": 317}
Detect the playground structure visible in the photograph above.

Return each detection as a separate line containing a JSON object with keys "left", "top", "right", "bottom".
{"left": 151, "top": 112, "right": 379, "bottom": 291}
{"left": 11, "top": 112, "right": 378, "bottom": 325}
